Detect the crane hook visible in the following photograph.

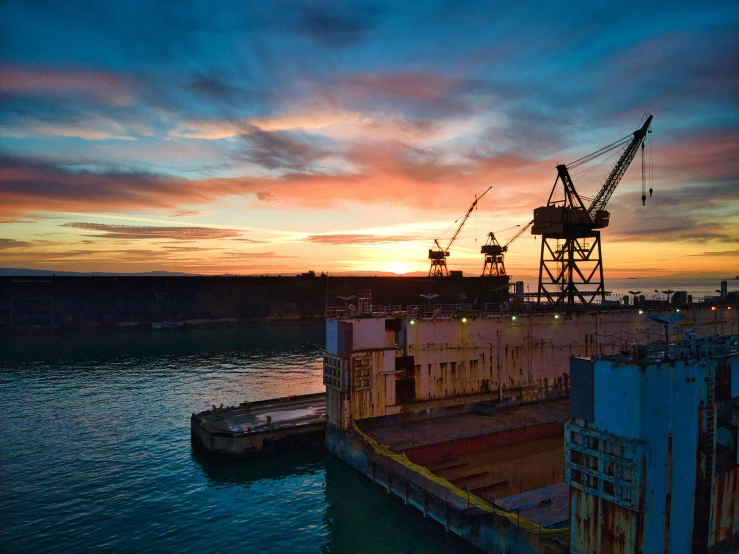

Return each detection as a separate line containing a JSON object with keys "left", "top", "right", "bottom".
{"left": 642, "top": 194, "right": 646, "bottom": 206}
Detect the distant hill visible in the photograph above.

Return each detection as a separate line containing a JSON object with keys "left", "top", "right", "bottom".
{"left": 0, "top": 268, "right": 194, "bottom": 277}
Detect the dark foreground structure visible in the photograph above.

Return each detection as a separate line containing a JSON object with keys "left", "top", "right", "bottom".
{"left": 192, "top": 305, "right": 739, "bottom": 552}
{"left": 0, "top": 274, "right": 508, "bottom": 332}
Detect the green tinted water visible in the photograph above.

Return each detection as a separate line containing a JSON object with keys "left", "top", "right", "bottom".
{"left": 0, "top": 323, "right": 477, "bottom": 553}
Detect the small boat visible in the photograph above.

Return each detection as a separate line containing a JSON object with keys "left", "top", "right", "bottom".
{"left": 151, "top": 321, "right": 186, "bottom": 330}
{"left": 628, "top": 277, "right": 639, "bottom": 280}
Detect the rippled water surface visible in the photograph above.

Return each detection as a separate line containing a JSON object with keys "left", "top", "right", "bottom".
{"left": 0, "top": 323, "right": 476, "bottom": 553}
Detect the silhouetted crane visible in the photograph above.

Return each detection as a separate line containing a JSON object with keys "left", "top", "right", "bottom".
{"left": 481, "top": 220, "right": 534, "bottom": 276}
{"left": 532, "top": 114, "right": 653, "bottom": 305}
{"left": 428, "top": 186, "right": 492, "bottom": 277}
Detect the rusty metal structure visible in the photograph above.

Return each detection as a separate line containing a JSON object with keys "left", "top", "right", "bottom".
{"left": 532, "top": 115, "right": 653, "bottom": 306}
{"left": 322, "top": 304, "right": 738, "bottom": 553}
{"left": 567, "top": 333, "right": 739, "bottom": 553}
{"left": 428, "top": 186, "right": 492, "bottom": 277}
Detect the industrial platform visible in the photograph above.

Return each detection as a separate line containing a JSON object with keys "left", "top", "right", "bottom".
{"left": 191, "top": 392, "right": 326, "bottom": 458}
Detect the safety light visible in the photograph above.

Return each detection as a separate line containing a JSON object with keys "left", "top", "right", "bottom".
{"left": 554, "top": 314, "right": 560, "bottom": 319}
{"left": 462, "top": 317, "right": 468, "bottom": 323}
{"left": 511, "top": 316, "right": 517, "bottom": 321}
{"left": 676, "top": 309, "right": 681, "bottom": 313}
{"left": 638, "top": 310, "right": 643, "bottom": 315}
{"left": 712, "top": 306, "right": 717, "bottom": 311}
{"left": 409, "top": 319, "right": 416, "bottom": 325}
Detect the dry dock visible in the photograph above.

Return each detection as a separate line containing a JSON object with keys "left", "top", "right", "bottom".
{"left": 331, "top": 399, "right": 572, "bottom": 553}
{"left": 191, "top": 392, "right": 326, "bottom": 458}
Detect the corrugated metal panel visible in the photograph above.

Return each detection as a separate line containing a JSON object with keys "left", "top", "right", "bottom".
{"left": 710, "top": 467, "right": 739, "bottom": 546}
{"left": 570, "top": 357, "right": 594, "bottom": 421}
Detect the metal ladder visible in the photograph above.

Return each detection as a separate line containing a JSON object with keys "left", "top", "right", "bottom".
{"left": 704, "top": 336, "right": 716, "bottom": 479}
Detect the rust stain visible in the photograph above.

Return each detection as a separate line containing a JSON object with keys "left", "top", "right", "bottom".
{"left": 710, "top": 467, "right": 739, "bottom": 546}
{"left": 663, "top": 433, "right": 672, "bottom": 554}
{"left": 571, "top": 488, "right": 644, "bottom": 554}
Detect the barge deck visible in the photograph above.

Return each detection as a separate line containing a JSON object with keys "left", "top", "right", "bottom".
{"left": 191, "top": 392, "right": 326, "bottom": 458}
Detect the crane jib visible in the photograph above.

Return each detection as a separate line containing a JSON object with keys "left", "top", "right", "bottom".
{"left": 428, "top": 185, "right": 493, "bottom": 277}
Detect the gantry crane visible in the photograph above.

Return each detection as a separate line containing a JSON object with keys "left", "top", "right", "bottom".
{"left": 428, "top": 186, "right": 492, "bottom": 277}
{"left": 532, "top": 114, "right": 653, "bottom": 305}
{"left": 481, "top": 220, "right": 534, "bottom": 276}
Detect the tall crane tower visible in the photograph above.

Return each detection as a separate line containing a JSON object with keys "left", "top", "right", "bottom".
{"left": 481, "top": 220, "right": 534, "bottom": 276}
{"left": 532, "top": 114, "right": 653, "bottom": 305}
{"left": 428, "top": 186, "right": 492, "bottom": 277}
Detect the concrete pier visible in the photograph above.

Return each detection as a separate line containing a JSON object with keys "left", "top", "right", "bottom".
{"left": 191, "top": 392, "right": 326, "bottom": 458}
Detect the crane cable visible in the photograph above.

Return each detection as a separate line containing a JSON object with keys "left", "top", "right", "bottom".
{"left": 640, "top": 125, "right": 654, "bottom": 205}
{"left": 569, "top": 145, "right": 624, "bottom": 180}
{"left": 641, "top": 138, "right": 645, "bottom": 204}
{"left": 567, "top": 133, "right": 632, "bottom": 169}
{"left": 649, "top": 125, "right": 654, "bottom": 199}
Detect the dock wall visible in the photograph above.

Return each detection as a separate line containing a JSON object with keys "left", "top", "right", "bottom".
{"left": 327, "top": 424, "right": 567, "bottom": 554}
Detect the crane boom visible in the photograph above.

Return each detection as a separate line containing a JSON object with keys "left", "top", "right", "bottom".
{"left": 444, "top": 186, "right": 492, "bottom": 251}
{"left": 429, "top": 186, "right": 492, "bottom": 277}
{"left": 504, "top": 220, "right": 533, "bottom": 248}
{"left": 588, "top": 115, "right": 652, "bottom": 215}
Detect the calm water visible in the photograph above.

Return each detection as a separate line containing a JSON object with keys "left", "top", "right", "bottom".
{"left": 0, "top": 323, "right": 477, "bottom": 553}
{"left": 517, "top": 277, "right": 738, "bottom": 302}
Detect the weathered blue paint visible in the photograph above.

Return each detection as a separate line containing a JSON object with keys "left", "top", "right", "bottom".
{"left": 568, "top": 354, "right": 714, "bottom": 553}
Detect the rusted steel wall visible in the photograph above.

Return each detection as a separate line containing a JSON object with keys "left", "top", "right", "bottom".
{"left": 403, "top": 310, "right": 721, "bottom": 414}
{"left": 324, "top": 309, "right": 736, "bottom": 422}
{"left": 328, "top": 308, "right": 731, "bottom": 424}
{"left": 710, "top": 467, "right": 739, "bottom": 546}
{"left": 405, "top": 421, "right": 564, "bottom": 465}
{"left": 570, "top": 488, "right": 644, "bottom": 554}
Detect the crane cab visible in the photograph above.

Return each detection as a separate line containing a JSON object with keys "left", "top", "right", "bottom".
{"left": 428, "top": 249, "right": 449, "bottom": 260}
{"left": 592, "top": 209, "right": 610, "bottom": 229}
{"left": 481, "top": 244, "right": 506, "bottom": 256}
{"left": 532, "top": 206, "right": 595, "bottom": 234}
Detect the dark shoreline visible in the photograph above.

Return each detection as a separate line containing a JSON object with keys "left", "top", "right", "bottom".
{"left": 0, "top": 274, "right": 508, "bottom": 334}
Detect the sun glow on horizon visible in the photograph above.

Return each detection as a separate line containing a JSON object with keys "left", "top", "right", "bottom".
{"left": 388, "top": 262, "right": 411, "bottom": 275}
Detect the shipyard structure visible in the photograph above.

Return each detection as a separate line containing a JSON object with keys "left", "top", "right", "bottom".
{"left": 0, "top": 274, "right": 508, "bottom": 331}
{"left": 323, "top": 307, "right": 739, "bottom": 553}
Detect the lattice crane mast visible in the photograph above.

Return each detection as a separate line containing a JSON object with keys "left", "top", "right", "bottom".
{"left": 531, "top": 114, "right": 653, "bottom": 306}
{"left": 481, "top": 220, "right": 534, "bottom": 276}
{"left": 428, "top": 186, "right": 492, "bottom": 277}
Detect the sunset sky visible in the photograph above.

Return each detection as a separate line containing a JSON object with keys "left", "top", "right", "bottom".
{"left": 1, "top": 1, "right": 737, "bottom": 277}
